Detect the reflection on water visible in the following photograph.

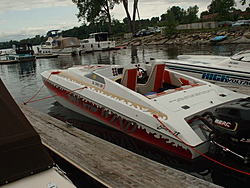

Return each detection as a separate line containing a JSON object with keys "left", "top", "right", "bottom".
{"left": 131, "top": 46, "right": 139, "bottom": 64}
{"left": 1, "top": 44, "right": 250, "bottom": 187}
{"left": 19, "top": 60, "right": 36, "bottom": 76}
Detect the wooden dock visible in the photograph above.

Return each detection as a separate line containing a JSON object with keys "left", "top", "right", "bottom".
{"left": 20, "top": 104, "right": 221, "bottom": 188}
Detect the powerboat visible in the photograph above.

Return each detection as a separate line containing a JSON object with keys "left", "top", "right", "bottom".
{"left": 210, "top": 36, "right": 228, "bottom": 43}
{"left": 0, "top": 78, "right": 76, "bottom": 188}
{"left": 41, "top": 61, "right": 250, "bottom": 161}
{"left": 80, "top": 32, "right": 116, "bottom": 53}
{"left": 6, "top": 43, "right": 36, "bottom": 62}
{"left": 40, "top": 30, "right": 80, "bottom": 55}
{"left": 163, "top": 50, "right": 250, "bottom": 88}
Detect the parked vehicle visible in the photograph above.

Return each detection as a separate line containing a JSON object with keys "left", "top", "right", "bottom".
{"left": 232, "top": 20, "right": 250, "bottom": 27}
{"left": 133, "top": 28, "right": 154, "bottom": 37}
{"left": 218, "top": 21, "right": 233, "bottom": 27}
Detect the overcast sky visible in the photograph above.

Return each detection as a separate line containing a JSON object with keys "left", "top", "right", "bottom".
{"left": 0, "top": 0, "right": 248, "bottom": 42}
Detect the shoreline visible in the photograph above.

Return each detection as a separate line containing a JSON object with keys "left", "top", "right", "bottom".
{"left": 117, "top": 28, "right": 250, "bottom": 46}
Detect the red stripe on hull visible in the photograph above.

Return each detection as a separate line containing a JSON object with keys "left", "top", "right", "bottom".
{"left": 44, "top": 80, "right": 193, "bottom": 159}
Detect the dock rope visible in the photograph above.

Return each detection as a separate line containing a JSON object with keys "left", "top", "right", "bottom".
{"left": 24, "top": 72, "right": 87, "bottom": 105}
{"left": 24, "top": 71, "right": 250, "bottom": 176}
{"left": 153, "top": 114, "right": 250, "bottom": 176}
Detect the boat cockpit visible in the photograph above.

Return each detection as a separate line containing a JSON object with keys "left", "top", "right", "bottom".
{"left": 93, "top": 61, "right": 203, "bottom": 99}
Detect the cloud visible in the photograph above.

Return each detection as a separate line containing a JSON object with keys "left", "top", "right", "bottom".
{"left": 0, "top": 0, "right": 80, "bottom": 42}
{"left": 0, "top": 20, "right": 80, "bottom": 42}
{"left": 0, "top": 0, "right": 248, "bottom": 42}
{"left": 111, "top": 0, "right": 210, "bottom": 21}
{"left": 0, "top": 0, "right": 74, "bottom": 13}
{"left": 111, "top": 0, "right": 247, "bottom": 20}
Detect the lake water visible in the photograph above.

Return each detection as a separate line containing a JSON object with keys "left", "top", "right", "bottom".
{"left": 1, "top": 43, "right": 250, "bottom": 187}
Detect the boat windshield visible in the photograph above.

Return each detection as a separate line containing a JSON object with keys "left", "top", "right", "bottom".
{"left": 231, "top": 50, "right": 250, "bottom": 62}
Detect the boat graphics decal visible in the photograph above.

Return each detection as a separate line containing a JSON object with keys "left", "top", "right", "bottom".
{"left": 85, "top": 73, "right": 106, "bottom": 85}
{"left": 165, "top": 62, "right": 250, "bottom": 87}
{"left": 169, "top": 88, "right": 214, "bottom": 103}
{"left": 57, "top": 70, "right": 168, "bottom": 119}
{"left": 202, "top": 72, "right": 250, "bottom": 87}
{"left": 44, "top": 79, "right": 194, "bottom": 159}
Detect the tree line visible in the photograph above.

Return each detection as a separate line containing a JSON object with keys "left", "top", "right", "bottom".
{"left": 0, "top": 0, "right": 249, "bottom": 49}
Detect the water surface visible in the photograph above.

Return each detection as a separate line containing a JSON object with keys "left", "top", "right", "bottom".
{"left": 1, "top": 43, "right": 250, "bottom": 187}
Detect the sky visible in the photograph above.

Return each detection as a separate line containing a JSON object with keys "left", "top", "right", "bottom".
{"left": 0, "top": 0, "right": 248, "bottom": 42}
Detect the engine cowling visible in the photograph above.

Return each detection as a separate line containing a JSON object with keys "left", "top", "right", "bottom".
{"left": 213, "top": 98, "right": 250, "bottom": 147}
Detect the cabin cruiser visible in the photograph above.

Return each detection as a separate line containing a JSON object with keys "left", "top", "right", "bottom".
{"left": 6, "top": 43, "right": 36, "bottom": 62}
{"left": 80, "top": 32, "right": 116, "bottom": 53}
{"left": 0, "top": 78, "right": 76, "bottom": 188}
{"left": 163, "top": 50, "right": 250, "bottom": 88}
{"left": 41, "top": 61, "right": 250, "bottom": 161}
{"left": 40, "top": 30, "right": 80, "bottom": 55}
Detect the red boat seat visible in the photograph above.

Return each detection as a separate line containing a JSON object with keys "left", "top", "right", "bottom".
{"left": 163, "top": 69, "right": 182, "bottom": 87}
{"left": 179, "top": 77, "right": 191, "bottom": 86}
{"left": 137, "top": 61, "right": 165, "bottom": 94}
{"left": 121, "top": 66, "right": 138, "bottom": 91}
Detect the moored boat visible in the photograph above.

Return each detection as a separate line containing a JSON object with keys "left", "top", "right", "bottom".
{"left": 40, "top": 30, "right": 80, "bottom": 55}
{"left": 41, "top": 61, "right": 250, "bottom": 162}
{"left": 36, "top": 53, "right": 59, "bottom": 59}
{"left": 6, "top": 43, "right": 36, "bottom": 62}
{"left": 163, "top": 50, "right": 250, "bottom": 88}
{"left": 79, "top": 32, "right": 116, "bottom": 53}
{"left": 210, "top": 35, "right": 228, "bottom": 43}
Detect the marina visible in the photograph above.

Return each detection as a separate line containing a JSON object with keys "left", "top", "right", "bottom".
{"left": 19, "top": 103, "right": 220, "bottom": 188}
{"left": 0, "top": 78, "right": 76, "bottom": 188}
{"left": 1, "top": 43, "right": 250, "bottom": 187}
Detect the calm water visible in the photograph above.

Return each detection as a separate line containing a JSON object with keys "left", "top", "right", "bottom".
{"left": 2, "top": 44, "right": 250, "bottom": 187}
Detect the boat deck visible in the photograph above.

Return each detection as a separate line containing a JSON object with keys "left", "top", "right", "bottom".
{"left": 19, "top": 104, "right": 221, "bottom": 188}
{"left": 0, "top": 59, "right": 19, "bottom": 64}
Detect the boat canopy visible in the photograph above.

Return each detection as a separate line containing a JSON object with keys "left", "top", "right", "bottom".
{"left": 14, "top": 43, "right": 34, "bottom": 55}
{"left": 55, "top": 37, "right": 80, "bottom": 49}
{"left": 0, "top": 79, "right": 54, "bottom": 186}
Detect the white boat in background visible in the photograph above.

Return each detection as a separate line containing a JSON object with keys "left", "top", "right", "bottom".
{"left": 6, "top": 43, "right": 36, "bottom": 62}
{"left": 40, "top": 30, "right": 80, "bottom": 55}
{"left": 0, "top": 79, "right": 76, "bottom": 188}
{"left": 41, "top": 61, "right": 250, "bottom": 162}
{"left": 0, "top": 49, "right": 19, "bottom": 64}
{"left": 80, "top": 32, "right": 116, "bottom": 53}
{"left": 163, "top": 50, "right": 250, "bottom": 88}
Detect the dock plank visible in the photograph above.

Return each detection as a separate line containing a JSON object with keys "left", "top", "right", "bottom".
{"left": 19, "top": 104, "right": 221, "bottom": 188}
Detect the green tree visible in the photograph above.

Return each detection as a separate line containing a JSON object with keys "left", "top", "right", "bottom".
{"left": 164, "top": 9, "right": 178, "bottom": 36}
{"left": 160, "top": 13, "right": 167, "bottom": 21}
{"left": 169, "top": 6, "right": 186, "bottom": 23}
{"left": 206, "top": 0, "right": 236, "bottom": 21}
{"left": 185, "top": 5, "right": 199, "bottom": 23}
{"left": 200, "top": 10, "right": 210, "bottom": 19}
{"left": 150, "top": 17, "right": 159, "bottom": 25}
{"left": 207, "top": 0, "right": 236, "bottom": 13}
{"left": 72, "top": 0, "right": 119, "bottom": 34}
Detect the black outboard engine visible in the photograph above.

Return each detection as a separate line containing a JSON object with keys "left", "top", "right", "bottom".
{"left": 212, "top": 98, "right": 250, "bottom": 162}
